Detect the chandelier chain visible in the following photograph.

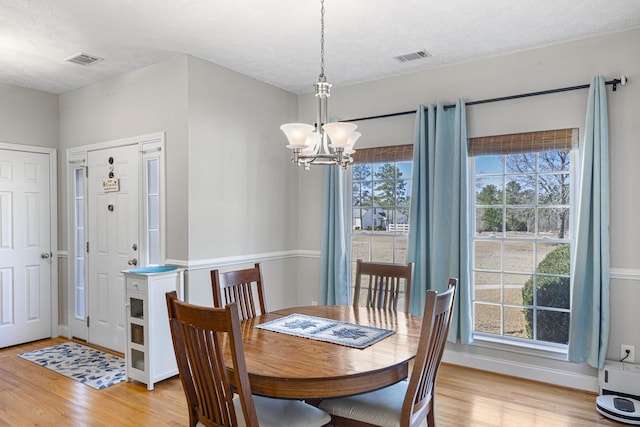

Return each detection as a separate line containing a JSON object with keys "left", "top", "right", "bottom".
{"left": 319, "top": 0, "right": 325, "bottom": 81}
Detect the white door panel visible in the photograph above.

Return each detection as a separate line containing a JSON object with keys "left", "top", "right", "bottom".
{"left": 0, "top": 150, "right": 51, "bottom": 347}
{"left": 88, "top": 145, "right": 139, "bottom": 352}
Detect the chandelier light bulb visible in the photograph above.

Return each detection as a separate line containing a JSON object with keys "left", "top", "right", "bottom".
{"left": 280, "top": 123, "right": 314, "bottom": 148}
{"left": 324, "top": 122, "right": 358, "bottom": 148}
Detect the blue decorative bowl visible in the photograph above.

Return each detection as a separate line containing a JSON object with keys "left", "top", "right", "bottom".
{"left": 128, "top": 266, "right": 177, "bottom": 274}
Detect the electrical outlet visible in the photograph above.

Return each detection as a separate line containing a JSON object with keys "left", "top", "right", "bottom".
{"left": 621, "top": 344, "right": 636, "bottom": 363}
{"left": 311, "top": 300, "right": 318, "bottom": 306}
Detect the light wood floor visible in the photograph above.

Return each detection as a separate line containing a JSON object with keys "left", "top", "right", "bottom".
{"left": 0, "top": 337, "right": 623, "bottom": 426}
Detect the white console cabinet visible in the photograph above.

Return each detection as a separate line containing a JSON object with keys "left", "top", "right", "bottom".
{"left": 124, "top": 268, "right": 184, "bottom": 390}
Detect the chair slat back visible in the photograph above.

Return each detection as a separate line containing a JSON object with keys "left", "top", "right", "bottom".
{"left": 211, "top": 263, "right": 267, "bottom": 321}
{"left": 166, "top": 291, "right": 259, "bottom": 427}
{"left": 402, "top": 278, "right": 457, "bottom": 426}
{"left": 353, "top": 259, "right": 414, "bottom": 312}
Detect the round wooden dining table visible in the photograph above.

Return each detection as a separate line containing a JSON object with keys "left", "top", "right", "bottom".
{"left": 226, "top": 305, "right": 423, "bottom": 399}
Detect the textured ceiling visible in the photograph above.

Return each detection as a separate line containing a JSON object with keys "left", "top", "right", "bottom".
{"left": 2, "top": 0, "right": 640, "bottom": 95}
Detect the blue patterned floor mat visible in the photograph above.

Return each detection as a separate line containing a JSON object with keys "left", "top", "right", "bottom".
{"left": 18, "top": 342, "right": 126, "bottom": 390}
{"left": 256, "top": 313, "right": 394, "bottom": 349}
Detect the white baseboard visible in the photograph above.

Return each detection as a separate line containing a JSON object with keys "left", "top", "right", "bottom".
{"left": 442, "top": 348, "right": 599, "bottom": 392}
{"left": 57, "top": 325, "right": 71, "bottom": 339}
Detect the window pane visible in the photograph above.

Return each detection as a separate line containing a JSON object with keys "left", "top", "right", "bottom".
{"left": 148, "top": 195, "right": 159, "bottom": 228}
{"left": 504, "top": 306, "right": 528, "bottom": 338}
{"left": 148, "top": 230, "right": 160, "bottom": 265}
{"left": 474, "top": 303, "right": 501, "bottom": 334}
{"left": 535, "top": 276, "right": 570, "bottom": 309}
{"left": 397, "top": 180, "right": 411, "bottom": 206}
{"left": 503, "top": 241, "right": 533, "bottom": 273}
{"left": 504, "top": 273, "right": 527, "bottom": 305}
{"left": 474, "top": 241, "right": 501, "bottom": 270}
{"left": 351, "top": 235, "right": 370, "bottom": 261}
{"left": 475, "top": 177, "right": 503, "bottom": 205}
{"left": 474, "top": 272, "right": 501, "bottom": 303}
{"left": 371, "top": 235, "right": 394, "bottom": 263}
{"left": 353, "top": 182, "right": 373, "bottom": 207}
{"left": 75, "top": 199, "right": 84, "bottom": 228}
{"left": 536, "top": 310, "right": 569, "bottom": 344}
{"left": 352, "top": 164, "right": 372, "bottom": 181}
{"left": 505, "top": 207, "right": 534, "bottom": 236}
{"left": 476, "top": 155, "right": 503, "bottom": 175}
{"left": 397, "top": 161, "right": 412, "bottom": 178}
{"left": 539, "top": 207, "right": 570, "bottom": 238}
{"left": 539, "top": 173, "right": 570, "bottom": 205}
{"left": 147, "top": 159, "right": 159, "bottom": 194}
{"left": 475, "top": 207, "right": 503, "bottom": 236}
{"left": 394, "top": 235, "right": 408, "bottom": 263}
{"left": 505, "top": 178, "right": 535, "bottom": 205}
{"left": 537, "top": 243, "right": 568, "bottom": 270}
{"left": 75, "top": 168, "right": 84, "bottom": 195}
{"left": 505, "top": 153, "right": 536, "bottom": 173}
{"left": 539, "top": 151, "right": 570, "bottom": 172}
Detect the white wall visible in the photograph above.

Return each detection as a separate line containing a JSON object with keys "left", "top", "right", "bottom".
{"left": 296, "top": 28, "right": 640, "bottom": 389}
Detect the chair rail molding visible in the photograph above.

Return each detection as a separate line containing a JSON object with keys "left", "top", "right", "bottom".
{"left": 610, "top": 268, "right": 640, "bottom": 281}
{"left": 165, "top": 249, "right": 321, "bottom": 271}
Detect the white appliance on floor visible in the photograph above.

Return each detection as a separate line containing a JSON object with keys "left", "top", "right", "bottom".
{"left": 597, "top": 360, "right": 640, "bottom": 424}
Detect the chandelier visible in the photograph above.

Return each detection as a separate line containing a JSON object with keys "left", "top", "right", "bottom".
{"left": 280, "top": 0, "right": 360, "bottom": 170}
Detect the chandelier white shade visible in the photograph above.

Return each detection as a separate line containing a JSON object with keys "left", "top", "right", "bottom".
{"left": 280, "top": 0, "right": 359, "bottom": 170}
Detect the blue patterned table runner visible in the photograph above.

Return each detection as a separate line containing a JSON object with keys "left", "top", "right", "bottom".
{"left": 255, "top": 313, "right": 394, "bottom": 349}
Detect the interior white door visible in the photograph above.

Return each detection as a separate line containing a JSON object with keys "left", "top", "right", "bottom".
{"left": 87, "top": 145, "right": 139, "bottom": 352}
{"left": 0, "top": 149, "right": 52, "bottom": 348}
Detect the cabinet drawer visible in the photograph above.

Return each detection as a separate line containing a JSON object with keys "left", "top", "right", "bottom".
{"left": 126, "top": 277, "right": 148, "bottom": 293}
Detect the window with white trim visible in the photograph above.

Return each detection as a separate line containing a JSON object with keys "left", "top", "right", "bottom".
{"left": 469, "top": 129, "right": 577, "bottom": 346}
{"left": 349, "top": 145, "right": 413, "bottom": 303}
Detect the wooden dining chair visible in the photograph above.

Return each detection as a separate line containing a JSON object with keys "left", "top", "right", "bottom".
{"left": 320, "top": 278, "right": 457, "bottom": 427}
{"left": 211, "top": 263, "right": 267, "bottom": 321}
{"left": 353, "top": 259, "right": 414, "bottom": 312}
{"left": 165, "top": 291, "right": 331, "bottom": 427}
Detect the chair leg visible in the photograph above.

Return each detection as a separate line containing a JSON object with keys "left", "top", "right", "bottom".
{"left": 427, "top": 410, "right": 435, "bottom": 427}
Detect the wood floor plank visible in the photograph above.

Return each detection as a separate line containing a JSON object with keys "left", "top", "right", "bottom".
{"left": 0, "top": 338, "right": 625, "bottom": 426}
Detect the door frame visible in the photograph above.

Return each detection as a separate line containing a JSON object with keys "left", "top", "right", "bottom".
{"left": 66, "top": 132, "right": 166, "bottom": 341}
{"left": 0, "top": 141, "right": 58, "bottom": 341}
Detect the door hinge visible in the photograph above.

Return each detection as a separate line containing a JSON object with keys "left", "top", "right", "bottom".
{"left": 86, "top": 316, "right": 90, "bottom": 327}
{"left": 85, "top": 166, "right": 88, "bottom": 178}
{"left": 86, "top": 242, "right": 89, "bottom": 253}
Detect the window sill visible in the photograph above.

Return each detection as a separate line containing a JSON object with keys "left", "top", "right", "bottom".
{"left": 471, "top": 334, "right": 568, "bottom": 361}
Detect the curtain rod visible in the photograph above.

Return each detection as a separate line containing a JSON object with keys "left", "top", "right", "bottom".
{"left": 345, "top": 76, "right": 627, "bottom": 123}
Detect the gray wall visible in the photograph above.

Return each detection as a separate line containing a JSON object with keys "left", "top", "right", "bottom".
{"left": 0, "top": 83, "right": 59, "bottom": 148}
{"left": 57, "top": 55, "right": 303, "bottom": 310}
{"left": 59, "top": 55, "right": 190, "bottom": 261}
{"left": 296, "top": 28, "right": 640, "bottom": 385}
{"left": 182, "top": 56, "right": 302, "bottom": 307}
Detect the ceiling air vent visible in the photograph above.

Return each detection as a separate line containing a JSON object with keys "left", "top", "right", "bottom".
{"left": 393, "top": 49, "right": 431, "bottom": 63}
{"left": 65, "top": 52, "right": 103, "bottom": 66}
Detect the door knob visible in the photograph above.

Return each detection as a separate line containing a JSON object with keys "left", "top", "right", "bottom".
{"left": 128, "top": 258, "right": 138, "bottom": 266}
{"left": 41, "top": 252, "right": 52, "bottom": 259}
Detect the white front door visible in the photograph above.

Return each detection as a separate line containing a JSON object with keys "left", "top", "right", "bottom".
{"left": 87, "top": 145, "right": 139, "bottom": 352}
{"left": 0, "top": 149, "right": 52, "bottom": 347}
